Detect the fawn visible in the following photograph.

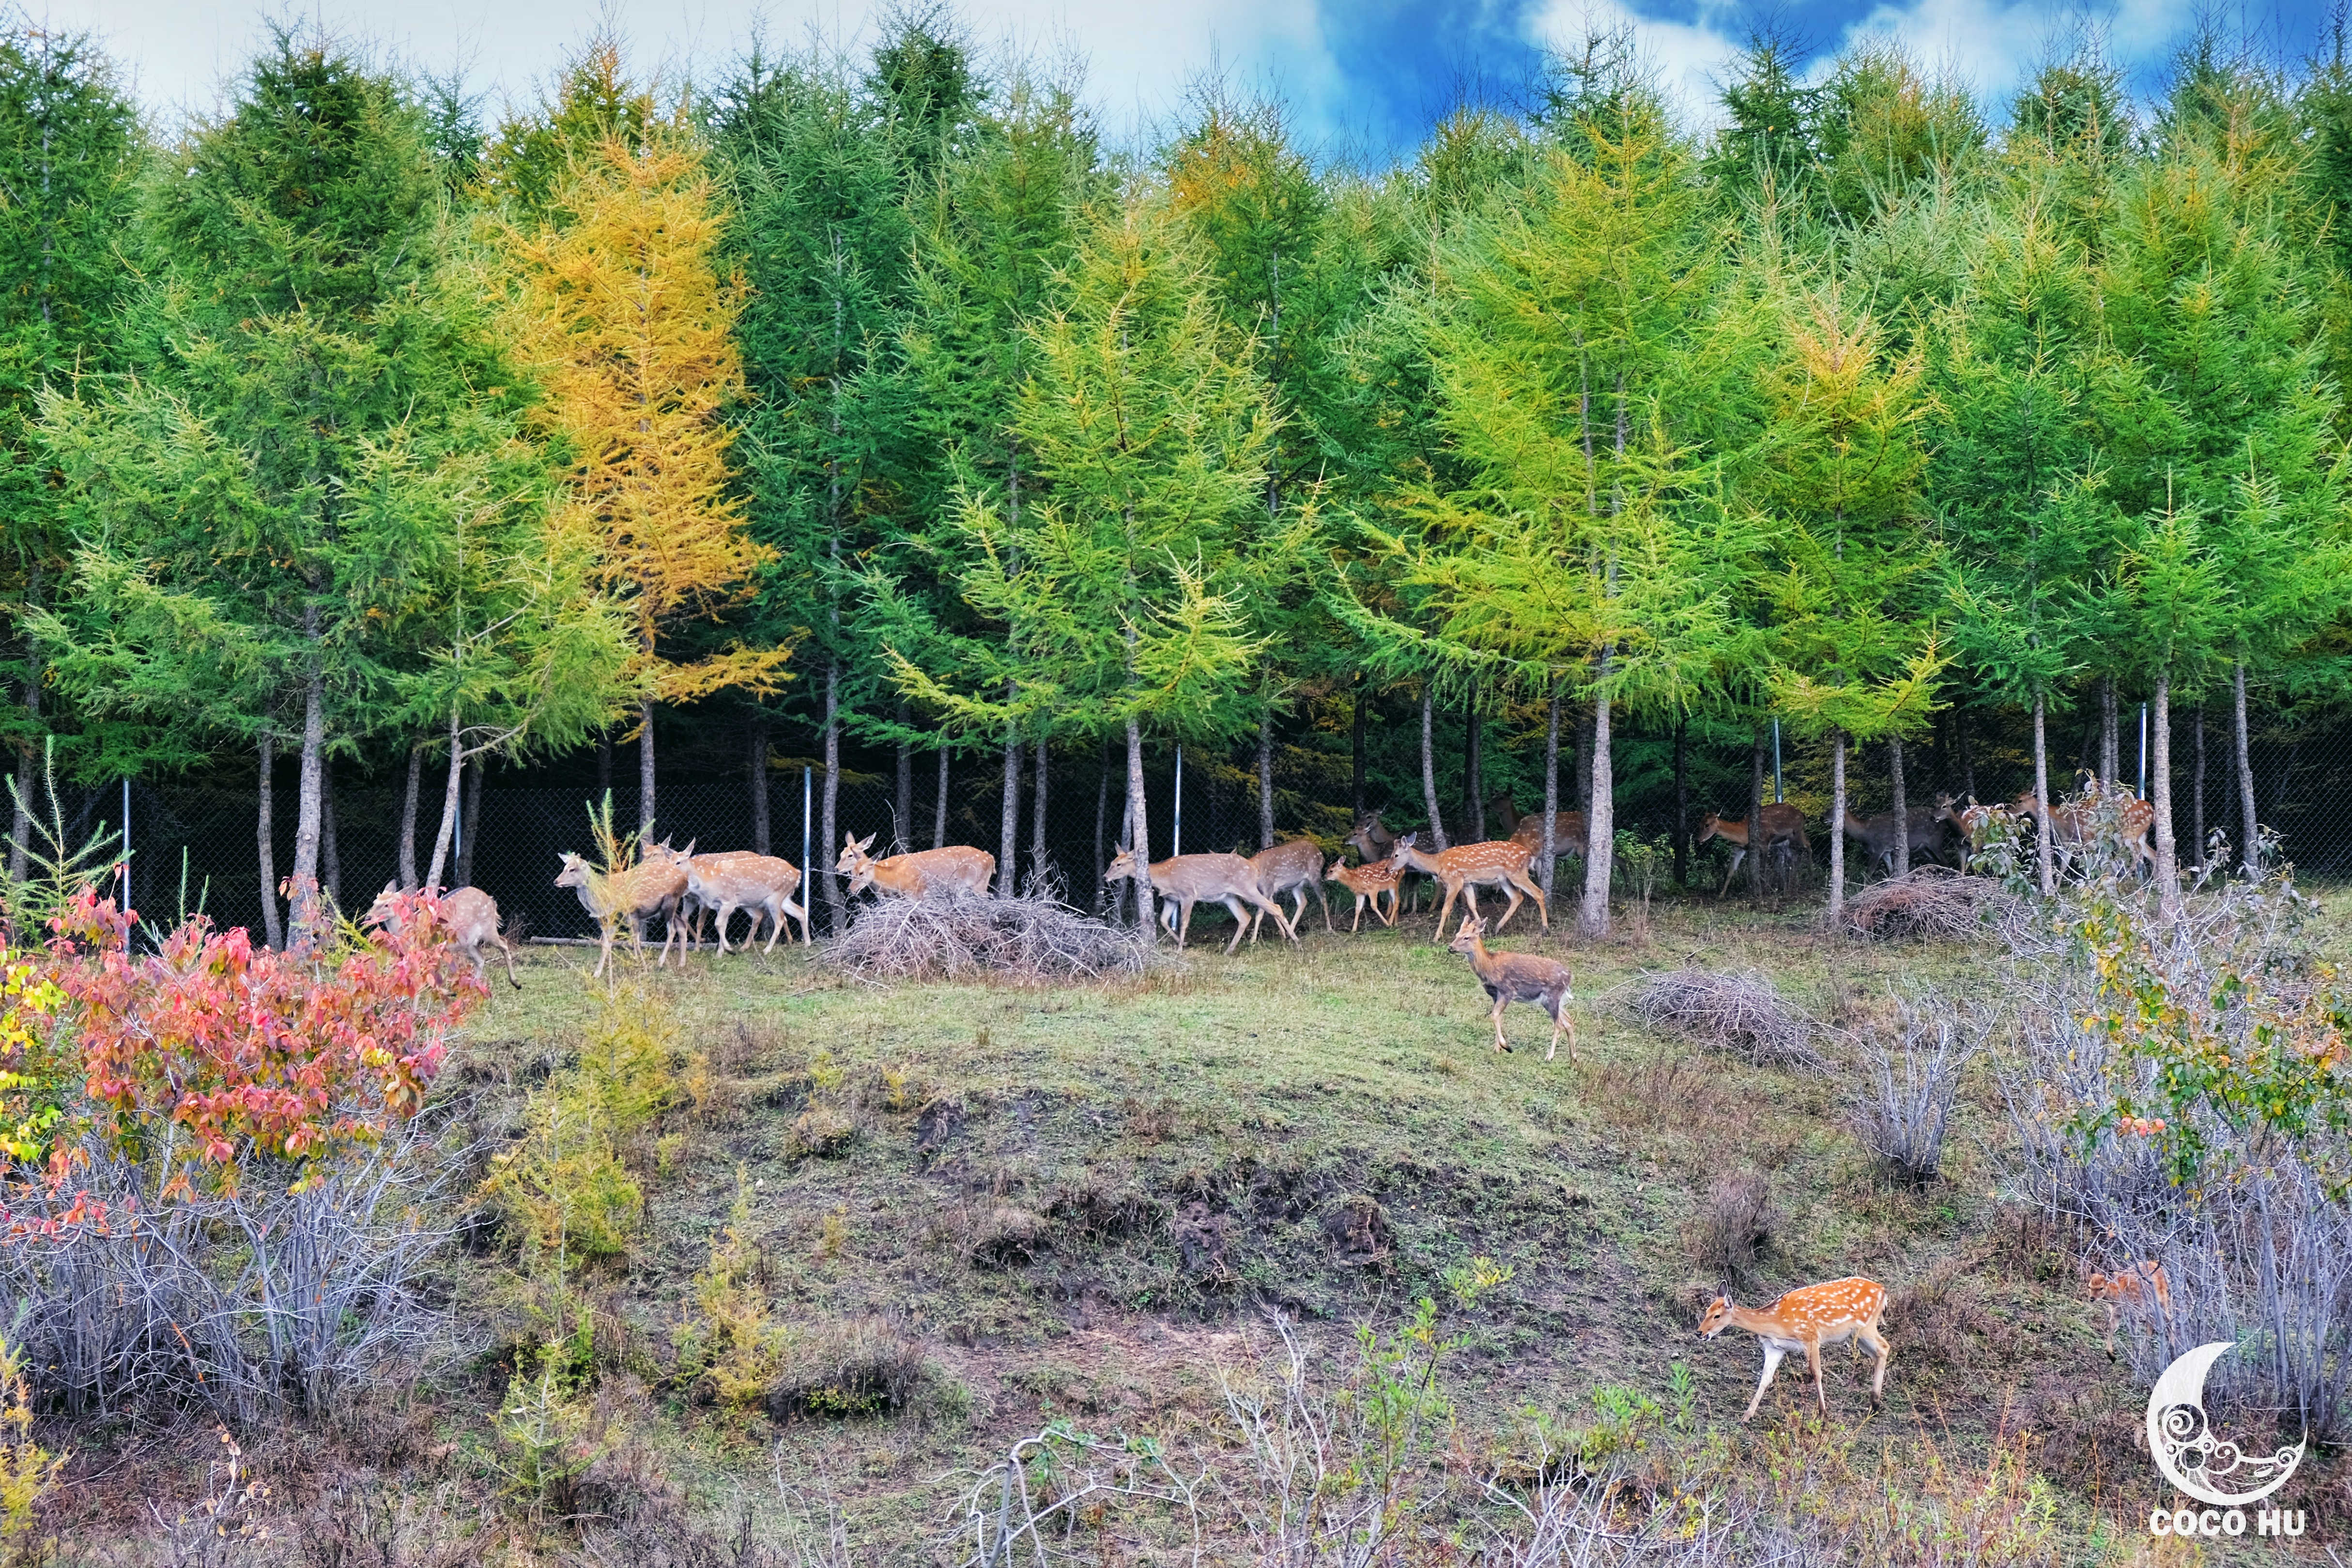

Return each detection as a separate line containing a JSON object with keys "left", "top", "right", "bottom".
{"left": 1446, "top": 915, "right": 1576, "bottom": 1061}
{"left": 682, "top": 852, "right": 809, "bottom": 952}
{"left": 1387, "top": 831, "right": 1548, "bottom": 943}
{"left": 1697, "top": 1276, "right": 1891, "bottom": 1421}
{"left": 1247, "top": 839, "right": 1332, "bottom": 939}
{"left": 837, "top": 832, "right": 996, "bottom": 899}
{"left": 1104, "top": 847, "right": 1295, "bottom": 954}
{"left": 2086, "top": 1260, "right": 2170, "bottom": 1357}
{"left": 364, "top": 882, "right": 522, "bottom": 989}
{"left": 1324, "top": 855, "right": 1400, "bottom": 931}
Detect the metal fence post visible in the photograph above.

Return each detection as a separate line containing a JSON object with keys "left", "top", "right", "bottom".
{"left": 1172, "top": 745, "right": 1183, "bottom": 857}
{"left": 802, "top": 765, "right": 812, "bottom": 877}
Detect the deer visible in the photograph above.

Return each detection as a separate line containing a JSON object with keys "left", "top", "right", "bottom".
{"left": 1324, "top": 855, "right": 1400, "bottom": 931}
{"left": 682, "top": 852, "right": 809, "bottom": 952}
{"left": 1510, "top": 809, "right": 1589, "bottom": 857}
{"left": 1697, "top": 1276, "right": 1891, "bottom": 1422}
{"left": 1104, "top": 847, "right": 1296, "bottom": 955}
{"left": 1447, "top": 915, "right": 1576, "bottom": 1061}
{"left": 1841, "top": 809, "right": 1952, "bottom": 877}
{"left": 364, "top": 882, "right": 522, "bottom": 989}
{"left": 1246, "top": 839, "right": 1332, "bottom": 939}
{"left": 1934, "top": 794, "right": 2004, "bottom": 854}
{"left": 2012, "top": 783, "right": 2155, "bottom": 878}
{"left": 1387, "top": 831, "right": 1548, "bottom": 943}
{"left": 1344, "top": 812, "right": 1398, "bottom": 866}
{"left": 837, "top": 833, "right": 996, "bottom": 900}
{"left": 2086, "top": 1259, "right": 2171, "bottom": 1358}
{"left": 1696, "top": 805, "right": 1811, "bottom": 895}
{"left": 556, "top": 840, "right": 693, "bottom": 978}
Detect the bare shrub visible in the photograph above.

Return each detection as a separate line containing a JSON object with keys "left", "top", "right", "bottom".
{"left": 765, "top": 1317, "right": 926, "bottom": 1419}
{"left": 1618, "top": 969, "right": 1825, "bottom": 1071}
{"left": 1849, "top": 996, "right": 1980, "bottom": 1184}
{"left": 1841, "top": 865, "right": 2016, "bottom": 942}
{"left": 820, "top": 893, "right": 1149, "bottom": 984}
{"left": 1687, "top": 1169, "right": 1783, "bottom": 1288}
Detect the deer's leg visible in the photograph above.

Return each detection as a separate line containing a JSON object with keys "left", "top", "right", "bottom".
{"left": 1264, "top": 892, "right": 1299, "bottom": 944}
{"left": 1860, "top": 1325, "right": 1890, "bottom": 1407}
{"left": 499, "top": 933, "right": 522, "bottom": 989}
{"left": 1489, "top": 991, "right": 1512, "bottom": 1053}
{"left": 1511, "top": 867, "right": 1548, "bottom": 931}
{"left": 1546, "top": 992, "right": 1576, "bottom": 1063}
{"left": 1315, "top": 880, "right": 1332, "bottom": 934}
{"left": 1719, "top": 849, "right": 1742, "bottom": 898}
{"left": 1744, "top": 1345, "right": 1784, "bottom": 1422}
{"left": 1176, "top": 898, "right": 1196, "bottom": 951}
{"left": 1490, "top": 880, "right": 1522, "bottom": 933}
{"left": 1432, "top": 882, "right": 1460, "bottom": 943}
{"left": 1807, "top": 1337, "right": 1828, "bottom": 1414}
{"left": 1221, "top": 896, "right": 1250, "bottom": 956}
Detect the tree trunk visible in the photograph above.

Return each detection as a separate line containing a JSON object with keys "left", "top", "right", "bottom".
{"left": 1579, "top": 671, "right": 1613, "bottom": 938}
{"left": 638, "top": 697, "right": 657, "bottom": 840}
{"left": 998, "top": 708, "right": 1020, "bottom": 898}
{"left": 750, "top": 720, "right": 771, "bottom": 857}
{"left": 2099, "top": 675, "right": 2119, "bottom": 788}
{"left": 597, "top": 730, "right": 613, "bottom": 816}
{"left": 1465, "top": 679, "right": 1484, "bottom": 842}
{"left": 8, "top": 564, "right": 42, "bottom": 884}
{"left": 1092, "top": 744, "right": 1110, "bottom": 915}
{"left": 1747, "top": 728, "right": 1767, "bottom": 899}
{"left": 321, "top": 760, "right": 340, "bottom": 909}
{"left": 2191, "top": 702, "right": 2206, "bottom": 870}
{"left": 1575, "top": 707, "right": 1593, "bottom": 819}
{"left": 1124, "top": 718, "right": 1154, "bottom": 933}
{"left": 1257, "top": 710, "right": 1276, "bottom": 850}
{"left": 2233, "top": 661, "right": 2258, "bottom": 876}
{"left": 895, "top": 700, "right": 913, "bottom": 853}
{"left": 426, "top": 705, "right": 462, "bottom": 892}
{"left": 2152, "top": 670, "right": 2181, "bottom": 922}
{"left": 1957, "top": 707, "right": 1976, "bottom": 803}
{"left": 1672, "top": 715, "right": 1688, "bottom": 888}
{"left": 1030, "top": 738, "right": 1049, "bottom": 890}
{"left": 257, "top": 733, "right": 282, "bottom": 949}
{"left": 1889, "top": 736, "right": 1909, "bottom": 876}
{"left": 2033, "top": 692, "right": 2055, "bottom": 897}
{"left": 1539, "top": 684, "right": 1561, "bottom": 904}
{"left": 456, "top": 756, "right": 483, "bottom": 890}
{"left": 1351, "top": 675, "right": 1367, "bottom": 822}
{"left": 1827, "top": 730, "right": 1847, "bottom": 922}
{"left": 289, "top": 650, "right": 326, "bottom": 946}
{"left": 822, "top": 661, "right": 843, "bottom": 928}
{"left": 933, "top": 749, "right": 949, "bottom": 850}
{"left": 398, "top": 740, "right": 423, "bottom": 891}
{"left": 1418, "top": 685, "right": 1447, "bottom": 849}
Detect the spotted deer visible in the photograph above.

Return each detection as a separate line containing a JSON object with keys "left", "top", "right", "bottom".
{"left": 1246, "top": 839, "right": 1332, "bottom": 939}
{"left": 683, "top": 852, "right": 809, "bottom": 952}
{"left": 2086, "top": 1259, "right": 2170, "bottom": 1357}
{"left": 556, "top": 840, "right": 693, "bottom": 977}
{"left": 1323, "top": 855, "right": 1400, "bottom": 931}
{"left": 1696, "top": 805, "right": 1811, "bottom": 894}
{"left": 1697, "top": 1277, "right": 1891, "bottom": 1421}
{"left": 2012, "top": 783, "right": 2156, "bottom": 878}
{"left": 1447, "top": 915, "right": 1576, "bottom": 1061}
{"left": 837, "top": 833, "right": 996, "bottom": 899}
{"left": 1386, "top": 831, "right": 1548, "bottom": 942}
{"left": 1510, "top": 809, "right": 1589, "bottom": 857}
{"left": 364, "top": 881, "right": 521, "bottom": 989}
{"left": 1104, "top": 847, "right": 1296, "bottom": 955}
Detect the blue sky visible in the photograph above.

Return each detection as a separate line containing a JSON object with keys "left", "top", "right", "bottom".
{"left": 21, "top": 0, "right": 2337, "bottom": 161}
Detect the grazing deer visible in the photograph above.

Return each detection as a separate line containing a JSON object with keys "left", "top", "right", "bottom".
{"left": 1324, "top": 856, "right": 1400, "bottom": 931}
{"left": 1697, "top": 1277, "right": 1891, "bottom": 1421}
{"left": 1104, "top": 847, "right": 1296, "bottom": 955}
{"left": 1246, "top": 839, "right": 1332, "bottom": 939}
{"left": 1696, "top": 805, "right": 1811, "bottom": 895}
{"left": 1388, "top": 832, "right": 1548, "bottom": 942}
{"left": 1841, "top": 809, "right": 1952, "bottom": 877}
{"left": 1447, "top": 915, "right": 1576, "bottom": 1061}
{"left": 1510, "top": 809, "right": 1589, "bottom": 857}
{"left": 837, "top": 833, "right": 996, "bottom": 900}
{"left": 683, "top": 852, "right": 809, "bottom": 952}
{"left": 2086, "top": 1260, "right": 2171, "bottom": 1357}
{"left": 365, "top": 882, "right": 522, "bottom": 989}
{"left": 556, "top": 841, "right": 692, "bottom": 977}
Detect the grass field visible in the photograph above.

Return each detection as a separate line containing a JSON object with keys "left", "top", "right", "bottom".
{"left": 331, "top": 883, "right": 2300, "bottom": 1567}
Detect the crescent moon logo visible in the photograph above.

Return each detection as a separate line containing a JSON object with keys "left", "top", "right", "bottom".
{"left": 2146, "top": 1342, "right": 2306, "bottom": 1508}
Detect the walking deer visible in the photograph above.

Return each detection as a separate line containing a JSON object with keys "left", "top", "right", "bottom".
{"left": 1447, "top": 915, "right": 1576, "bottom": 1061}
{"left": 1696, "top": 805, "right": 1810, "bottom": 894}
{"left": 683, "top": 852, "right": 809, "bottom": 952}
{"left": 1510, "top": 809, "right": 1588, "bottom": 857}
{"left": 365, "top": 882, "right": 522, "bottom": 989}
{"left": 1103, "top": 847, "right": 1296, "bottom": 955}
{"left": 1697, "top": 1276, "right": 1891, "bottom": 1421}
{"left": 2012, "top": 783, "right": 2155, "bottom": 878}
{"left": 556, "top": 840, "right": 693, "bottom": 977}
{"left": 1324, "top": 856, "right": 1400, "bottom": 931}
{"left": 1386, "top": 831, "right": 1548, "bottom": 942}
{"left": 1246, "top": 839, "right": 1332, "bottom": 939}
{"left": 2086, "top": 1259, "right": 2170, "bottom": 1357}
{"left": 837, "top": 833, "right": 996, "bottom": 899}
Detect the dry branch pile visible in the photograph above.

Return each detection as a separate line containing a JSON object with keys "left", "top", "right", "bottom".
{"left": 1618, "top": 968, "right": 1826, "bottom": 1071}
{"left": 820, "top": 893, "right": 1151, "bottom": 984}
{"left": 1841, "top": 865, "right": 2016, "bottom": 942}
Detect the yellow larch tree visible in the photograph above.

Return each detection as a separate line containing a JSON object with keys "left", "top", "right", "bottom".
{"left": 513, "top": 129, "right": 788, "bottom": 831}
